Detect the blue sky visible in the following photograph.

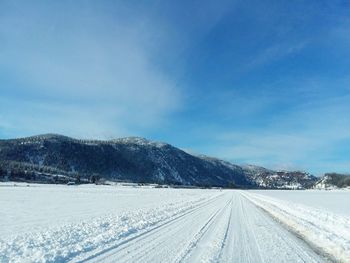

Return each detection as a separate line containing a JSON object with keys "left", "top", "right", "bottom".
{"left": 1, "top": 0, "right": 349, "bottom": 175}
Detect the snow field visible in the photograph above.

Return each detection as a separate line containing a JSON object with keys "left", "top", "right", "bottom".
{"left": 0, "top": 183, "right": 219, "bottom": 237}
{"left": 249, "top": 189, "right": 350, "bottom": 216}
{"left": 1, "top": 184, "right": 346, "bottom": 262}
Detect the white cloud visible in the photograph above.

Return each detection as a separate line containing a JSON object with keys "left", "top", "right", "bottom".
{"left": 244, "top": 41, "right": 308, "bottom": 70}
{"left": 210, "top": 89, "right": 350, "bottom": 174}
{"left": 0, "top": 1, "right": 181, "bottom": 138}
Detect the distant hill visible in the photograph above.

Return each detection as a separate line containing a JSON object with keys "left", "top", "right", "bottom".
{"left": 314, "top": 173, "right": 350, "bottom": 189}
{"left": 0, "top": 134, "right": 317, "bottom": 188}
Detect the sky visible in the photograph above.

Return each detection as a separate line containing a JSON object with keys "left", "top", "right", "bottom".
{"left": 1, "top": 0, "right": 350, "bottom": 175}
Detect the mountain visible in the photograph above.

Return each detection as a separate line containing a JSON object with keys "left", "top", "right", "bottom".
{"left": 241, "top": 165, "right": 317, "bottom": 189}
{"left": 0, "top": 134, "right": 317, "bottom": 188}
{"left": 314, "top": 173, "right": 350, "bottom": 189}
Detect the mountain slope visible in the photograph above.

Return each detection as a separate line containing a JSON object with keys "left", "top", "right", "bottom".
{"left": 0, "top": 134, "right": 317, "bottom": 188}
{"left": 314, "top": 173, "right": 350, "bottom": 189}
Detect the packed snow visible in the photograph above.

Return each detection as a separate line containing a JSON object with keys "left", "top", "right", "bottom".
{"left": 243, "top": 190, "right": 350, "bottom": 262}
{"left": 1, "top": 183, "right": 349, "bottom": 262}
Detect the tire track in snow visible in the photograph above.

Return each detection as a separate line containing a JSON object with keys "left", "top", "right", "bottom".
{"left": 177, "top": 196, "right": 233, "bottom": 262}
{"left": 240, "top": 191, "right": 341, "bottom": 262}
{"left": 75, "top": 192, "right": 229, "bottom": 263}
{"left": 74, "top": 191, "right": 328, "bottom": 263}
{"left": 217, "top": 194, "right": 235, "bottom": 261}
{"left": 125, "top": 196, "right": 231, "bottom": 263}
{"left": 232, "top": 192, "right": 327, "bottom": 263}
{"left": 217, "top": 192, "right": 325, "bottom": 263}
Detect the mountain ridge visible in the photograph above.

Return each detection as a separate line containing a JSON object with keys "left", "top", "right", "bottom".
{"left": 0, "top": 134, "right": 317, "bottom": 188}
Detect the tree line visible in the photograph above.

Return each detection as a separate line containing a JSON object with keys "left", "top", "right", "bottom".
{"left": 0, "top": 160, "right": 100, "bottom": 184}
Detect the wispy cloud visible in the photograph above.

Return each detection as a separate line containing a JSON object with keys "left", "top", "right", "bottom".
{"left": 0, "top": 1, "right": 181, "bottom": 138}
{"left": 210, "top": 87, "right": 350, "bottom": 174}
{"left": 245, "top": 41, "right": 308, "bottom": 70}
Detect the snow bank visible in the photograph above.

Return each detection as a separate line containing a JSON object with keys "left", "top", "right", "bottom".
{"left": 0, "top": 192, "right": 221, "bottom": 263}
{"left": 0, "top": 184, "right": 223, "bottom": 262}
{"left": 242, "top": 191, "right": 350, "bottom": 263}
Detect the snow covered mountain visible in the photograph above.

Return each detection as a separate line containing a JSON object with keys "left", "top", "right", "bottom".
{"left": 241, "top": 165, "right": 316, "bottom": 189}
{"left": 314, "top": 173, "right": 350, "bottom": 189}
{"left": 0, "top": 134, "right": 317, "bottom": 188}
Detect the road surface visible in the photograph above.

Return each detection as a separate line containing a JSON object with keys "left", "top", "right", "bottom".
{"left": 76, "top": 191, "right": 326, "bottom": 263}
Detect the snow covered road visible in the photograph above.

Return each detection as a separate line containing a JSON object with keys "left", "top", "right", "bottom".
{"left": 2, "top": 184, "right": 347, "bottom": 262}
{"left": 243, "top": 191, "right": 350, "bottom": 263}
{"left": 76, "top": 192, "right": 324, "bottom": 263}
